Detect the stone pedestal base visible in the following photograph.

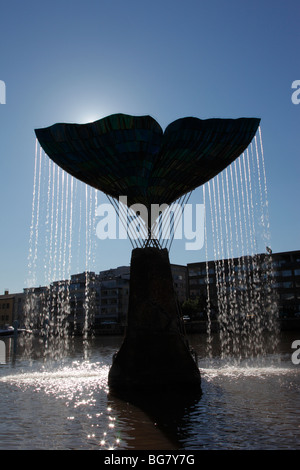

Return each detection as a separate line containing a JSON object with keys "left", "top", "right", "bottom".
{"left": 108, "top": 247, "right": 201, "bottom": 394}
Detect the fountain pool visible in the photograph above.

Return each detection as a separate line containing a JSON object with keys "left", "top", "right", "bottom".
{"left": 0, "top": 331, "right": 299, "bottom": 450}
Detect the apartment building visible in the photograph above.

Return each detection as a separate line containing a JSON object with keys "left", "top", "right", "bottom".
{"left": 271, "top": 250, "right": 300, "bottom": 317}
{"left": 186, "top": 249, "right": 300, "bottom": 319}
{"left": 0, "top": 290, "right": 24, "bottom": 328}
{"left": 2, "top": 249, "right": 299, "bottom": 332}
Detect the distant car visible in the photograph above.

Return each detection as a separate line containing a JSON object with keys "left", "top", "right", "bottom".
{"left": 182, "top": 315, "right": 190, "bottom": 322}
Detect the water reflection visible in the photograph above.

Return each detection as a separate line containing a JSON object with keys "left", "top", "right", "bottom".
{"left": 108, "top": 387, "right": 202, "bottom": 450}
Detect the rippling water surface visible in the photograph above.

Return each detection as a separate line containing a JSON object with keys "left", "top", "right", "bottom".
{"left": 0, "top": 332, "right": 299, "bottom": 450}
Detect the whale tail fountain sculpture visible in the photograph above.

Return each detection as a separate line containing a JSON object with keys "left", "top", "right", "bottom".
{"left": 35, "top": 113, "right": 260, "bottom": 394}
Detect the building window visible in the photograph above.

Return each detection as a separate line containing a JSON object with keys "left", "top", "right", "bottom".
{"left": 282, "top": 270, "right": 292, "bottom": 277}
{"left": 189, "top": 269, "right": 199, "bottom": 277}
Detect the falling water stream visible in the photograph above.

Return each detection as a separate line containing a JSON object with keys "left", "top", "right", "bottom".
{"left": 23, "top": 127, "right": 280, "bottom": 361}
{"left": 202, "top": 130, "right": 279, "bottom": 360}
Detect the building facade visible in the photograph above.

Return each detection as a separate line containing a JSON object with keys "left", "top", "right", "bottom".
{"left": 187, "top": 249, "right": 300, "bottom": 320}
{"left": 271, "top": 250, "right": 300, "bottom": 317}
{"left": 0, "top": 290, "right": 25, "bottom": 328}
{"left": 170, "top": 264, "right": 188, "bottom": 304}
{"left": 2, "top": 250, "right": 299, "bottom": 332}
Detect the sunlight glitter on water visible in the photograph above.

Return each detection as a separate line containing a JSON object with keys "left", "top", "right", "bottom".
{"left": 0, "top": 361, "right": 110, "bottom": 401}
{"left": 0, "top": 360, "right": 124, "bottom": 450}
{"left": 199, "top": 354, "right": 298, "bottom": 380}
{"left": 201, "top": 364, "right": 298, "bottom": 380}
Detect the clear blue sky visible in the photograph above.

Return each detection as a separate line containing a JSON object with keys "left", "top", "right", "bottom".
{"left": 0, "top": 0, "right": 299, "bottom": 293}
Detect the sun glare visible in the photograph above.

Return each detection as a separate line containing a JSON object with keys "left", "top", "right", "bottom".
{"left": 78, "top": 113, "right": 102, "bottom": 124}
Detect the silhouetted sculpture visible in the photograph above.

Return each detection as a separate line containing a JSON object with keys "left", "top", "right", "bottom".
{"left": 35, "top": 113, "right": 260, "bottom": 394}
